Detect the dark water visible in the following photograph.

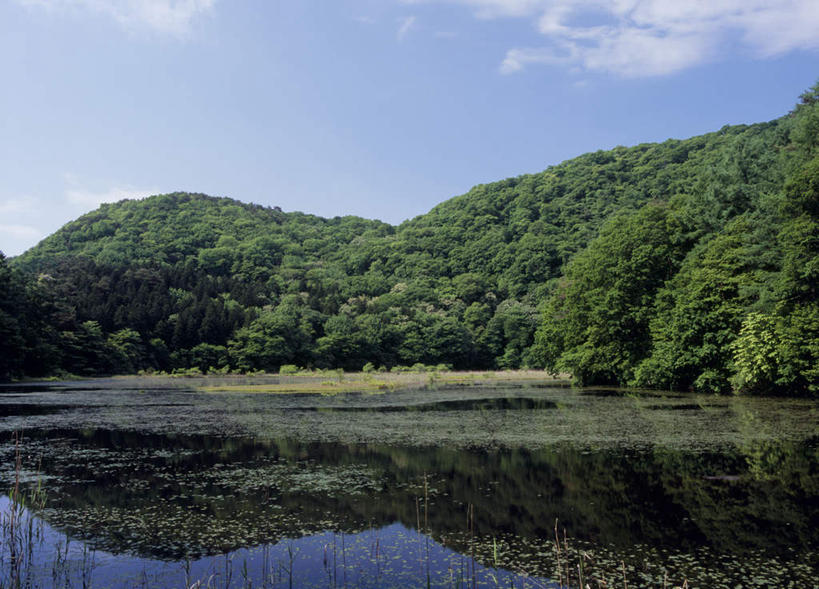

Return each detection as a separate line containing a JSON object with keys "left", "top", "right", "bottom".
{"left": 0, "top": 377, "right": 817, "bottom": 587}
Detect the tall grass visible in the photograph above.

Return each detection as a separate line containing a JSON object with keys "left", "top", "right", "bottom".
{"left": 1, "top": 434, "right": 690, "bottom": 589}
{"left": 0, "top": 433, "right": 98, "bottom": 589}
{"left": 1, "top": 432, "right": 46, "bottom": 589}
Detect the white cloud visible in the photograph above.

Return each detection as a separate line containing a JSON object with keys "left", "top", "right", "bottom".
{"left": 0, "top": 224, "right": 44, "bottom": 241}
{"left": 500, "top": 47, "right": 559, "bottom": 74}
{"left": 406, "top": 0, "right": 547, "bottom": 19}
{"left": 0, "top": 196, "right": 46, "bottom": 255}
{"left": 16, "top": 0, "right": 216, "bottom": 36}
{"left": 410, "top": 0, "right": 819, "bottom": 76}
{"left": 65, "top": 185, "right": 158, "bottom": 208}
{"left": 0, "top": 181, "right": 160, "bottom": 256}
{"left": 397, "top": 15, "right": 417, "bottom": 40}
{"left": 0, "top": 196, "right": 39, "bottom": 215}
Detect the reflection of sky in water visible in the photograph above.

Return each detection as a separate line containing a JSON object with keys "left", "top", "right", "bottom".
{"left": 1, "top": 379, "right": 817, "bottom": 587}
{"left": 1, "top": 378, "right": 817, "bottom": 452}
{"left": 2, "top": 496, "right": 547, "bottom": 588}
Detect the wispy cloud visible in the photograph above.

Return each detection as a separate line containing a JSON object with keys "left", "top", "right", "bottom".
{"left": 397, "top": 15, "right": 417, "bottom": 41}
{"left": 0, "top": 180, "right": 160, "bottom": 256}
{"left": 0, "top": 196, "right": 39, "bottom": 215}
{"left": 65, "top": 185, "right": 158, "bottom": 208}
{"left": 0, "top": 224, "right": 43, "bottom": 241}
{"left": 409, "top": 0, "right": 819, "bottom": 76}
{"left": 0, "top": 195, "right": 46, "bottom": 255}
{"left": 16, "top": 0, "right": 216, "bottom": 36}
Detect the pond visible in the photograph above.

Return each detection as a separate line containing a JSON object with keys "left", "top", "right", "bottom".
{"left": 0, "top": 376, "right": 816, "bottom": 587}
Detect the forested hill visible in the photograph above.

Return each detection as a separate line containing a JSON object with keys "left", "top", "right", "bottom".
{"left": 17, "top": 194, "right": 393, "bottom": 271}
{"left": 2, "top": 82, "right": 817, "bottom": 395}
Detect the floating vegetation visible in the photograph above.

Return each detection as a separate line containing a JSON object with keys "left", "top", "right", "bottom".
{"left": 3, "top": 377, "right": 816, "bottom": 450}
{"left": 5, "top": 487, "right": 817, "bottom": 588}
{"left": 197, "top": 370, "right": 568, "bottom": 395}
{"left": 199, "top": 381, "right": 396, "bottom": 395}
{"left": 0, "top": 378, "right": 817, "bottom": 587}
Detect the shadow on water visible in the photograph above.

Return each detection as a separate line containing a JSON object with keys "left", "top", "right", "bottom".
{"left": 4, "top": 430, "right": 817, "bottom": 558}
{"left": 1, "top": 380, "right": 817, "bottom": 587}
{"left": 310, "top": 397, "right": 559, "bottom": 412}
{"left": 0, "top": 404, "right": 78, "bottom": 417}
{"left": 2, "top": 494, "right": 548, "bottom": 589}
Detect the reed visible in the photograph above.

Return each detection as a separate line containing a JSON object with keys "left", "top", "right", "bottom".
{"left": 1, "top": 432, "right": 103, "bottom": 589}
{"left": 2, "top": 435, "right": 693, "bottom": 589}
{"left": 198, "top": 369, "right": 571, "bottom": 395}
{"left": 0, "top": 432, "right": 63, "bottom": 589}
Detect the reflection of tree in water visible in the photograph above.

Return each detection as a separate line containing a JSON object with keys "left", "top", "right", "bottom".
{"left": 6, "top": 428, "right": 816, "bottom": 563}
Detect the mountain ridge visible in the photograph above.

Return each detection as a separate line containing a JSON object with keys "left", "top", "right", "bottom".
{"left": 2, "top": 83, "right": 817, "bottom": 394}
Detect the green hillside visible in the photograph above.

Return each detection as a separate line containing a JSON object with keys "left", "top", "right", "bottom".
{"left": 2, "top": 83, "right": 817, "bottom": 394}
{"left": 18, "top": 193, "right": 392, "bottom": 271}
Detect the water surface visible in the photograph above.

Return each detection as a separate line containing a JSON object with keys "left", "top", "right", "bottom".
{"left": 0, "top": 377, "right": 816, "bottom": 587}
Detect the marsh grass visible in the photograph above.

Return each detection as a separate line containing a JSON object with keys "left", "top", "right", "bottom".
{"left": 0, "top": 432, "right": 44, "bottom": 589}
{"left": 0, "top": 449, "right": 697, "bottom": 589}
{"left": 198, "top": 370, "right": 570, "bottom": 395}
{"left": 0, "top": 433, "right": 99, "bottom": 589}
{"left": 199, "top": 380, "right": 398, "bottom": 395}
{"left": 0, "top": 435, "right": 705, "bottom": 589}
{"left": 1, "top": 434, "right": 50, "bottom": 588}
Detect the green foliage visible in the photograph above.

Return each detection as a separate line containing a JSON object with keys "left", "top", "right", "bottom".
{"left": 536, "top": 203, "right": 680, "bottom": 385}
{"left": 60, "top": 321, "right": 116, "bottom": 376}
{"left": 538, "top": 81, "right": 818, "bottom": 395}
{"left": 189, "top": 343, "right": 229, "bottom": 373}
{"left": 228, "top": 298, "right": 316, "bottom": 373}
{"left": 0, "top": 252, "right": 28, "bottom": 380}
{"left": 108, "top": 328, "right": 145, "bottom": 374}
{"left": 775, "top": 303, "right": 819, "bottom": 396}
{"left": 790, "top": 80, "right": 819, "bottom": 156}
{"left": 633, "top": 215, "right": 779, "bottom": 393}
{"left": 6, "top": 82, "right": 819, "bottom": 395}
{"left": 779, "top": 155, "right": 819, "bottom": 303}
{"left": 730, "top": 312, "right": 781, "bottom": 394}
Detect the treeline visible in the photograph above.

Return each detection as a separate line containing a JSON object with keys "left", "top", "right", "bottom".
{"left": 2, "top": 83, "right": 817, "bottom": 395}
{"left": 0, "top": 250, "right": 539, "bottom": 377}
{"left": 535, "top": 83, "right": 819, "bottom": 396}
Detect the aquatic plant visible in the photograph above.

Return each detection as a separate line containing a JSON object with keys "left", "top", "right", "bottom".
{"left": 0, "top": 433, "right": 54, "bottom": 589}
{"left": 1, "top": 381, "right": 816, "bottom": 588}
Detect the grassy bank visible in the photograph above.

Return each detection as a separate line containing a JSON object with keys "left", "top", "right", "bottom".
{"left": 198, "top": 370, "right": 571, "bottom": 395}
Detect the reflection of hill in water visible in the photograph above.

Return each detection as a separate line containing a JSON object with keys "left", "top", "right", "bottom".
{"left": 310, "top": 397, "right": 559, "bottom": 412}
{"left": 0, "top": 497, "right": 541, "bottom": 589}
{"left": 3, "top": 381, "right": 817, "bottom": 451}
{"left": 12, "top": 428, "right": 818, "bottom": 562}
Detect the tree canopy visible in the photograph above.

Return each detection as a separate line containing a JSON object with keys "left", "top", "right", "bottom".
{"left": 4, "top": 82, "right": 817, "bottom": 395}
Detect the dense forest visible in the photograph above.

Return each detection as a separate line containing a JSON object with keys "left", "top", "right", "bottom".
{"left": 1, "top": 83, "right": 817, "bottom": 395}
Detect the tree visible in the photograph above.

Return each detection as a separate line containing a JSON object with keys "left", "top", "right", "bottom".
{"left": 228, "top": 297, "right": 317, "bottom": 372}
{"left": 536, "top": 203, "right": 680, "bottom": 384}
{"left": 635, "top": 216, "right": 775, "bottom": 393}
{"left": 0, "top": 253, "right": 26, "bottom": 380}
{"left": 108, "top": 328, "right": 145, "bottom": 374}
{"left": 730, "top": 313, "right": 780, "bottom": 394}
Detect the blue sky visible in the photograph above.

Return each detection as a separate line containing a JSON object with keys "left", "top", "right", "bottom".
{"left": 1, "top": 0, "right": 818, "bottom": 256}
